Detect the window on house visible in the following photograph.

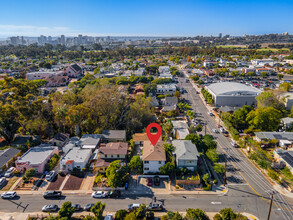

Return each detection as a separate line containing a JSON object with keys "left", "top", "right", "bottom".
{"left": 144, "top": 161, "right": 149, "bottom": 164}
{"left": 144, "top": 167, "right": 149, "bottom": 170}
{"left": 111, "top": 155, "right": 113, "bottom": 158}
{"left": 158, "top": 161, "right": 161, "bottom": 164}
{"left": 105, "top": 155, "right": 107, "bottom": 158}
{"left": 117, "top": 155, "right": 120, "bottom": 158}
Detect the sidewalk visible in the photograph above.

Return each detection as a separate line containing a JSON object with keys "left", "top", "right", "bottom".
{"left": 0, "top": 211, "right": 258, "bottom": 220}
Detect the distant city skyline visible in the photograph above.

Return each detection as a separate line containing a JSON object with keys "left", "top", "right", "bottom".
{"left": 1, "top": 0, "right": 293, "bottom": 37}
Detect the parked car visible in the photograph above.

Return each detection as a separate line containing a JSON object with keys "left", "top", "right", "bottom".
{"left": 92, "top": 191, "right": 106, "bottom": 198}
{"left": 1, "top": 191, "right": 17, "bottom": 199}
{"left": 223, "top": 133, "right": 229, "bottom": 137}
{"left": 147, "top": 177, "right": 153, "bottom": 186}
{"left": 4, "top": 167, "right": 15, "bottom": 178}
{"left": 0, "top": 177, "right": 6, "bottom": 188}
{"left": 72, "top": 204, "right": 83, "bottom": 211}
{"left": 154, "top": 176, "right": 160, "bottom": 186}
{"left": 213, "top": 129, "right": 219, "bottom": 134}
{"left": 84, "top": 203, "right": 95, "bottom": 211}
{"left": 217, "top": 124, "right": 222, "bottom": 128}
{"left": 128, "top": 203, "right": 141, "bottom": 211}
{"left": 42, "top": 204, "right": 59, "bottom": 212}
{"left": 231, "top": 142, "right": 237, "bottom": 147}
{"left": 45, "top": 171, "right": 57, "bottom": 182}
{"left": 43, "top": 191, "right": 62, "bottom": 199}
{"left": 104, "top": 214, "right": 113, "bottom": 220}
{"left": 147, "top": 202, "right": 163, "bottom": 211}
{"left": 208, "top": 112, "right": 214, "bottom": 116}
{"left": 219, "top": 127, "right": 225, "bottom": 133}
{"left": 106, "top": 190, "right": 121, "bottom": 198}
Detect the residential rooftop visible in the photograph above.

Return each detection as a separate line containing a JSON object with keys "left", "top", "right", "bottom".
{"left": 142, "top": 141, "right": 166, "bottom": 161}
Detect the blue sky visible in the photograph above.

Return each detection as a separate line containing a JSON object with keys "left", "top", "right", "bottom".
{"left": 0, "top": 0, "right": 292, "bottom": 37}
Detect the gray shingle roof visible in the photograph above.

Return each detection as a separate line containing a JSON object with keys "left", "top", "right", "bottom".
{"left": 0, "top": 148, "right": 21, "bottom": 168}
{"left": 173, "top": 140, "right": 199, "bottom": 160}
{"left": 102, "top": 130, "right": 126, "bottom": 140}
{"left": 275, "top": 149, "right": 293, "bottom": 168}
{"left": 255, "top": 132, "right": 293, "bottom": 141}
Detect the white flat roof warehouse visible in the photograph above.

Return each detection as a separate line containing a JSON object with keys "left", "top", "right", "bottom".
{"left": 206, "top": 82, "right": 261, "bottom": 96}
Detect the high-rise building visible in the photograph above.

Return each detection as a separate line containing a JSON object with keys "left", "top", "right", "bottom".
{"left": 61, "top": 35, "right": 66, "bottom": 45}
{"left": 219, "top": 33, "right": 222, "bottom": 38}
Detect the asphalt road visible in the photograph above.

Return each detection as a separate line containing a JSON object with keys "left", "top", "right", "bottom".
{"left": 178, "top": 73, "right": 293, "bottom": 220}
{"left": 0, "top": 189, "right": 270, "bottom": 219}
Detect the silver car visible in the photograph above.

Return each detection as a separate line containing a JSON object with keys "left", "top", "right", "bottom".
{"left": 1, "top": 191, "right": 17, "bottom": 199}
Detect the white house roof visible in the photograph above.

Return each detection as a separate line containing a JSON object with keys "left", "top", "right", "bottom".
{"left": 17, "top": 145, "right": 57, "bottom": 165}
{"left": 61, "top": 148, "right": 92, "bottom": 164}
{"left": 171, "top": 120, "right": 189, "bottom": 129}
{"left": 206, "top": 82, "right": 261, "bottom": 96}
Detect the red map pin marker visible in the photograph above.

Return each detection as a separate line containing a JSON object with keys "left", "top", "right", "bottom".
{"left": 146, "top": 123, "right": 162, "bottom": 146}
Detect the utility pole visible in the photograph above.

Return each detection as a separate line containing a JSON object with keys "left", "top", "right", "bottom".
{"left": 267, "top": 190, "right": 277, "bottom": 220}
{"left": 224, "top": 158, "right": 227, "bottom": 186}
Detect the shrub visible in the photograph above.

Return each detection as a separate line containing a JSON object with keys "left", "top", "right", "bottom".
{"left": 45, "top": 154, "right": 60, "bottom": 171}
{"left": 268, "top": 169, "right": 279, "bottom": 181}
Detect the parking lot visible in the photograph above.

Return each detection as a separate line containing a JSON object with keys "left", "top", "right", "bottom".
{"left": 137, "top": 176, "right": 170, "bottom": 194}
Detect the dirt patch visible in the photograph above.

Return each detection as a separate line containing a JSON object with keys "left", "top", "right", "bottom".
{"left": 47, "top": 175, "right": 65, "bottom": 190}
{"left": 0, "top": 177, "right": 18, "bottom": 191}
{"left": 63, "top": 175, "right": 83, "bottom": 190}
{"left": 14, "top": 177, "right": 39, "bottom": 190}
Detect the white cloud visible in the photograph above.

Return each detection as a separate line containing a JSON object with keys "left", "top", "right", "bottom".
{"left": 0, "top": 24, "right": 73, "bottom": 37}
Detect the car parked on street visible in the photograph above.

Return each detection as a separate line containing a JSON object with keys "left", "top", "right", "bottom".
{"left": 1, "top": 191, "right": 17, "bottom": 199}
{"left": 92, "top": 191, "right": 106, "bottom": 198}
{"left": 42, "top": 204, "right": 59, "bottom": 212}
{"left": 72, "top": 204, "right": 83, "bottom": 211}
{"left": 4, "top": 167, "right": 15, "bottom": 178}
{"left": 128, "top": 203, "right": 141, "bottom": 212}
{"left": 213, "top": 129, "right": 219, "bottom": 133}
{"left": 208, "top": 112, "right": 214, "bottom": 116}
{"left": 84, "top": 203, "right": 94, "bottom": 211}
{"left": 147, "top": 202, "right": 163, "bottom": 211}
{"left": 43, "top": 190, "right": 62, "bottom": 199}
{"left": 45, "top": 171, "right": 57, "bottom": 182}
{"left": 104, "top": 214, "right": 113, "bottom": 220}
{"left": 231, "top": 142, "right": 237, "bottom": 147}
{"left": 0, "top": 177, "right": 6, "bottom": 188}
{"left": 106, "top": 190, "right": 121, "bottom": 198}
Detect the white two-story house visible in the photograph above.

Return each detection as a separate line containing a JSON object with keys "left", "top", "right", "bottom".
{"left": 142, "top": 141, "right": 166, "bottom": 173}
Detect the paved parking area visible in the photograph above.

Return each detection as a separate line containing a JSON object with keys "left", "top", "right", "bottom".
{"left": 138, "top": 177, "right": 170, "bottom": 194}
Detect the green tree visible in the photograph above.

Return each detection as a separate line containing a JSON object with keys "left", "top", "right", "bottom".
{"left": 125, "top": 212, "right": 137, "bottom": 220}
{"left": 185, "top": 134, "right": 205, "bottom": 152}
{"left": 213, "top": 163, "right": 225, "bottom": 174}
{"left": 128, "top": 156, "right": 143, "bottom": 173}
{"left": 91, "top": 202, "right": 106, "bottom": 219}
{"left": 160, "top": 162, "right": 175, "bottom": 175}
{"left": 163, "top": 119, "right": 173, "bottom": 138}
{"left": 162, "top": 211, "right": 183, "bottom": 220}
{"left": 255, "top": 91, "right": 284, "bottom": 110}
{"left": 215, "top": 208, "right": 248, "bottom": 220}
{"left": 206, "top": 149, "right": 219, "bottom": 163}
{"left": 0, "top": 104, "right": 20, "bottom": 143}
{"left": 247, "top": 107, "right": 282, "bottom": 131}
{"left": 279, "top": 82, "right": 291, "bottom": 92}
{"left": 106, "top": 160, "right": 128, "bottom": 188}
{"left": 24, "top": 168, "right": 36, "bottom": 178}
{"left": 186, "top": 208, "right": 210, "bottom": 220}
{"left": 58, "top": 201, "right": 75, "bottom": 219}
{"left": 202, "top": 135, "right": 217, "bottom": 151}
{"left": 115, "top": 209, "right": 128, "bottom": 220}
{"left": 164, "top": 143, "right": 175, "bottom": 161}
{"left": 202, "top": 173, "right": 210, "bottom": 184}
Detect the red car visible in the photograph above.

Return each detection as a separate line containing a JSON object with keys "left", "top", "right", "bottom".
{"left": 147, "top": 178, "right": 153, "bottom": 186}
